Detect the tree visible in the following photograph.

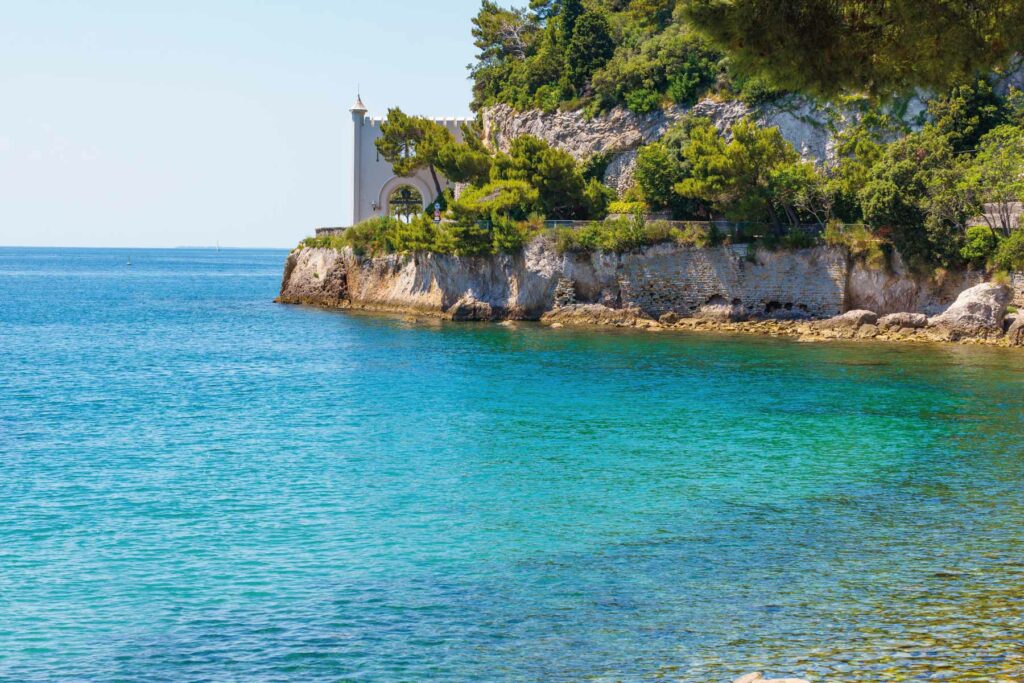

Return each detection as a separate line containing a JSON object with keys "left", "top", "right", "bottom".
{"left": 928, "top": 79, "right": 1008, "bottom": 155}
{"left": 561, "top": 0, "right": 584, "bottom": 42}
{"left": 859, "top": 126, "right": 969, "bottom": 268}
{"left": 635, "top": 142, "right": 682, "bottom": 210}
{"left": 679, "top": 0, "right": 1024, "bottom": 98}
{"left": 826, "top": 111, "right": 902, "bottom": 222}
{"left": 566, "top": 11, "right": 615, "bottom": 90}
{"left": 674, "top": 117, "right": 801, "bottom": 225}
{"left": 965, "top": 124, "right": 1024, "bottom": 236}
{"left": 376, "top": 109, "right": 492, "bottom": 198}
{"left": 491, "top": 135, "right": 595, "bottom": 218}
{"left": 375, "top": 108, "right": 448, "bottom": 198}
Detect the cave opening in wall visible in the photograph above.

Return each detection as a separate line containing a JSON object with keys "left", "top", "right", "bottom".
{"left": 388, "top": 185, "right": 424, "bottom": 223}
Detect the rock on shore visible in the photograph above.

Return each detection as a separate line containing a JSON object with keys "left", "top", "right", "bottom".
{"left": 926, "top": 282, "right": 1012, "bottom": 340}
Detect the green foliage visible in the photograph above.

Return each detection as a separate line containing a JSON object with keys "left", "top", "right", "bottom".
{"left": 580, "top": 151, "right": 613, "bottom": 182}
{"left": 960, "top": 225, "right": 1002, "bottom": 268}
{"left": 928, "top": 79, "right": 1009, "bottom": 154}
{"left": 552, "top": 216, "right": 724, "bottom": 254}
{"left": 491, "top": 135, "right": 598, "bottom": 219}
{"left": 965, "top": 124, "right": 1024, "bottom": 235}
{"left": 858, "top": 126, "right": 971, "bottom": 268}
{"left": 566, "top": 11, "right": 615, "bottom": 90}
{"left": 680, "top": 0, "right": 1024, "bottom": 98}
{"left": 375, "top": 108, "right": 493, "bottom": 193}
{"left": 451, "top": 180, "right": 541, "bottom": 222}
{"left": 634, "top": 141, "right": 682, "bottom": 210}
{"left": 470, "top": 0, "right": 729, "bottom": 113}
{"left": 624, "top": 88, "right": 663, "bottom": 114}
{"left": 608, "top": 200, "right": 648, "bottom": 215}
{"left": 823, "top": 221, "right": 886, "bottom": 267}
{"left": 995, "top": 229, "right": 1024, "bottom": 271}
{"left": 674, "top": 117, "right": 802, "bottom": 225}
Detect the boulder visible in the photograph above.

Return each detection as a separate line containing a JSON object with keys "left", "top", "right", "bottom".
{"left": 1007, "top": 316, "right": 1024, "bottom": 346}
{"left": 447, "top": 296, "right": 494, "bottom": 321}
{"left": 733, "top": 673, "right": 810, "bottom": 683}
{"left": 540, "top": 304, "right": 655, "bottom": 328}
{"left": 816, "top": 309, "right": 878, "bottom": 329}
{"left": 927, "top": 282, "right": 1012, "bottom": 339}
{"left": 877, "top": 312, "right": 928, "bottom": 330}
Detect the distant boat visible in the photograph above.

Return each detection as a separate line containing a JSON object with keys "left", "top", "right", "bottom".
{"left": 126, "top": 256, "right": 132, "bottom": 267}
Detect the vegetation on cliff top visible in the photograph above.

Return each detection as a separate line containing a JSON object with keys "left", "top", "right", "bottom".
{"left": 360, "top": 82, "right": 1024, "bottom": 270}
{"left": 469, "top": 0, "right": 1024, "bottom": 115}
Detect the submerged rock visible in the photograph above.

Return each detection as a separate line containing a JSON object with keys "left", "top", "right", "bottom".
{"left": 540, "top": 304, "right": 656, "bottom": 328}
{"left": 927, "top": 282, "right": 1012, "bottom": 339}
{"left": 733, "top": 673, "right": 810, "bottom": 683}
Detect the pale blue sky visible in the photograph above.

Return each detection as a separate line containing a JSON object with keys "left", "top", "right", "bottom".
{"left": 0, "top": 0, "right": 482, "bottom": 247}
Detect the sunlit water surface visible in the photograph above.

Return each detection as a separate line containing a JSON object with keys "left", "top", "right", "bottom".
{"left": 2, "top": 247, "right": 1023, "bottom": 682}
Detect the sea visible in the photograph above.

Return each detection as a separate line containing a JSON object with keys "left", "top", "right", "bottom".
{"left": 2, "top": 247, "right": 1023, "bottom": 682}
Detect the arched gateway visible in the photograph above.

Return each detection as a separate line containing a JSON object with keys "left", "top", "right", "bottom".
{"left": 347, "top": 95, "right": 469, "bottom": 225}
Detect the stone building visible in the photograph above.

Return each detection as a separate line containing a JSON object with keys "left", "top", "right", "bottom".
{"left": 347, "top": 95, "right": 470, "bottom": 225}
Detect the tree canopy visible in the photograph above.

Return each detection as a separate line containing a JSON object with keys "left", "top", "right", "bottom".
{"left": 679, "top": 0, "right": 1024, "bottom": 98}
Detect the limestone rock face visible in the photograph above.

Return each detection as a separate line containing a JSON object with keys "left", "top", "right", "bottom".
{"left": 927, "top": 282, "right": 1012, "bottom": 339}
{"left": 276, "top": 247, "right": 349, "bottom": 305}
{"left": 817, "top": 309, "right": 878, "bottom": 329}
{"left": 878, "top": 312, "right": 928, "bottom": 330}
{"left": 480, "top": 97, "right": 837, "bottom": 194}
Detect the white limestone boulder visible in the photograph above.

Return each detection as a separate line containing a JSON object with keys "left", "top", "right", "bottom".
{"left": 927, "top": 282, "right": 1012, "bottom": 339}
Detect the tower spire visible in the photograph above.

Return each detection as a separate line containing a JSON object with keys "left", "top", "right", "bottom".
{"left": 350, "top": 89, "right": 367, "bottom": 115}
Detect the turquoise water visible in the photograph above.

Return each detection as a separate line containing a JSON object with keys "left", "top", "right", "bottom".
{"left": 2, "top": 247, "right": 1023, "bottom": 682}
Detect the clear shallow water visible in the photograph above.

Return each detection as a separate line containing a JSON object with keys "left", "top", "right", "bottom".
{"left": 2, "top": 247, "right": 1023, "bottom": 682}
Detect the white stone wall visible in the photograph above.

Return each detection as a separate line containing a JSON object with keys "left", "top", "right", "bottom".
{"left": 349, "top": 108, "right": 469, "bottom": 225}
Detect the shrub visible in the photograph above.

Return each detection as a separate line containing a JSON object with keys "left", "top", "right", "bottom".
{"left": 994, "top": 229, "right": 1024, "bottom": 271}
{"left": 607, "top": 200, "right": 648, "bottom": 215}
{"left": 960, "top": 225, "right": 1002, "bottom": 268}
{"left": 491, "top": 215, "right": 536, "bottom": 253}
{"left": 824, "top": 220, "right": 886, "bottom": 268}
{"left": 451, "top": 180, "right": 540, "bottom": 222}
{"left": 624, "top": 88, "right": 662, "bottom": 114}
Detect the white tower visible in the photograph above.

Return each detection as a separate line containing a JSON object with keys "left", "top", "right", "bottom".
{"left": 349, "top": 93, "right": 368, "bottom": 225}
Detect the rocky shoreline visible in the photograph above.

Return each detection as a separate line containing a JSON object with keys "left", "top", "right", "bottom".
{"left": 277, "top": 243, "right": 1023, "bottom": 349}
{"left": 541, "top": 283, "right": 1022, "bottom": 347}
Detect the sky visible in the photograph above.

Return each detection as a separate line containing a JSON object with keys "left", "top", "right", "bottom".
{"left": 0, "top": 0, "right": 482, "bottom": 248}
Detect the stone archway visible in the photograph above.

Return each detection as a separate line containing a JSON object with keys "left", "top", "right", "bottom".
{"left": 378, "top": 175, "right": 432, "bottom": 221}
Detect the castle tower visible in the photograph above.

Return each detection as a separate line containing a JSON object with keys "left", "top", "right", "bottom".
{"left": 349, "top": 94, "right": 368, "bottom": 225}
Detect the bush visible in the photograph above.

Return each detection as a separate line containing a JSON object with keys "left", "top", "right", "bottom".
{"left": 994, "top": 229, "right": 1024, "bottom": 271}
{"left": 451, "top": 180, "right": 540, "bottom": 223}
{"left": 960, "top": 225, "right": 1002, "bottom": 268}
{"left": 552, "top": 216, "right": 721, "bottom": 254}
{"left": 491, "top": 215, "right": 536, "bottom": 253}
{"left": 607, "top": 200, "right": 648, "bottom": 215}
{"left": 624, "top": 88, "right": 662, "bottom": 114}
{"left": 824, "top": 220, "right": 886, "bottom": 268}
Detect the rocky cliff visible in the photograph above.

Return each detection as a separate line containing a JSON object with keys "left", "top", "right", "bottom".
{"left": 278, "top": 239, "right": 991, "bottom": 326}
{"left": 481, "top": 96, "right": 923, "bottom": 195}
